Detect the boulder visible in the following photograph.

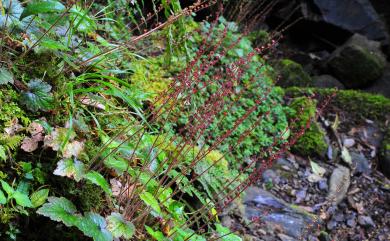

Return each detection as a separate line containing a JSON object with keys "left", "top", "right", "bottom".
{"left": 364, "top": 64, "right": 390, "bottom": 98}
{"left": 311, "top": 0, "right": 388, "bottom": 41}
{"left": 313, "top": 75, "right": 345, "bottom": 89}
{"left": 327, "top": 34, "right": 386, "bottom": 88}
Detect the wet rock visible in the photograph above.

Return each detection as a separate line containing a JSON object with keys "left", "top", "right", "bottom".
{"left": 358, "top": 215, "right": 376, "bottom": 227}
{"left": 327, "top": 165, "right": 351, "bottom": 205}
{"left": 244, "top": 187, "right": 316, "bottom": 239}
{"left": 327, "top": 34, "right": 386, "bottom": 88}
{"left": 313, "top": 75, "right": 345, "bottom": 89}
{"left": 346, "top": 214, "right": 357, "bottom": 228}
{"left": 350, "top": 151, "right": 371, "bottom": 174}
{"left": 311, "top": 0, "right": 388, "bottom": 41}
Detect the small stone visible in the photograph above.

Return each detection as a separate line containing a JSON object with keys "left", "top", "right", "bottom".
{"left": 334, "top": 213, "right": 344, "bottom": 222}
{"left": 343, "top": 138, "right": 355, "bottom": 147}
{"left": 262, "top": 169, "right": 279, "bottom": 184}
{"left": 358, "top": 215, "right": 375, "bottom": 227}
{"left": 327, "top": 220, "right": 337, "bottom": 230}
{"left": 318, "top": 179, "right": 328, "bottom": 191}
{"left": 346, "top": 216, "right": 356, "bottom": 228}
{"left": 350, "top": 151, "right": 371, "bottom": 174}
{"left": 327, "top": 165, "right": 351, "bottom": 205}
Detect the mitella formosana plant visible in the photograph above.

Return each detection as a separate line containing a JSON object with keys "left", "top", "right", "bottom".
{"left": 0, "top": 0, "right": 332, "bottom": 240}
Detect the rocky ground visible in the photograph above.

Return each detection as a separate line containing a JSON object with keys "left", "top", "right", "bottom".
{"left": 220, "top": 101, "right": 390, "bottom": 241}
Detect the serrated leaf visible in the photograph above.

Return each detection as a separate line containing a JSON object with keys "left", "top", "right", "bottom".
{"left": 0, "top": 145, "right": 6, "bottom": 161}
{"left": 20, "top": 0, "right": 65, "bottom": 20}
{"left": 53, "top": 158, "right": 86, "bottom": 182}
{"left": 20, "top": 79, "right": 54, "bottom": 111}
{"left": 139, "top": 191, "right": 161, "bottom": 215}
{"left": 13, "top": 191, "right": 33, "bottom": 207}
{"left": 0, "top": 67, "right": 14, "bottom": 85}
{"left": 1, "top": 180, "right": 15, "bottom": 196}
{"left": 106, "top": 212, "right": 135, "bottom": 239}
{"left": 85, "top": 171, "right": 112, "bottom": 195}
{"left": 37, "top": 196, "right": 78, "bottom": 227}
{"left": 0, "top": 190, "right": 6, "bottom": 204}
{"left": 76, "top": 212, "right": 112, "bottom": 241}
{"left": 30, "top": 189, "right": 49, "bottom": 208}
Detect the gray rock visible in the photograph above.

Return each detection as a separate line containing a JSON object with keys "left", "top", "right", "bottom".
{"left": 318, "top": 179, "right": 328, "bottom": 191}
{"left": 350, "top": 151, "right": 371, "bottom": 174}
{"left": 313, "top": 75, "right": 345, "bottom": 89}
{"left": 262, "top": 169, "right": 280, "bottom": 184}
{"left": 327, "top": 165, "right": 351, "bottom": 205}
{"left": 364, "top": 64, "right": 390, "bottom": 98}
{"left": 244, "top": 187, "right": 317, "bottom": 239}
{"left": 358, "top": 215, "right": 375, "bottom": 227}
{"left": 312, "top": 0, "right": 388, "bottom": 41}
{"left": 327, "top": 34, "right": 386, "bottom": 88}
{"left": 277, "top": 233, "right": 295, "bottom": 241}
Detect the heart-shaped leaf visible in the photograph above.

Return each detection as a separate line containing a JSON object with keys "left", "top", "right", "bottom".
{"left": 20, "top": 79, "right": 54, "bottom": 111}
{"left": 0, "top": 67, "right": 14, "bottom": 85}
{"left": 53, "top": 158, "right": 86, "bottom": 182}
{"left": 37, "top": 196, "right": 78, "bottom": 227}
{"left": 76, "top": 212, "right": 112, "bottom": 241}
{"left": 106, "top": 212, "right": 135, "bottom": 239}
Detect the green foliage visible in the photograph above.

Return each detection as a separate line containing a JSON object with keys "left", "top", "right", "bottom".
{"left": 0, "top": 180, "right": 32, "bottom": 207}
{"left": 172, "top": 17, "right": 289, "bottom": 163}
{"left": 38, "top": 197, "right": 134, "bottom": 241}
{"left": 53, "top": 158, "right": 86, "bottom": 182}
{"left": 275, "top": 59, "right": 312, "bottom": 88}
{"left": 84, "top": 171, "right": 112, "bottom": 195}
{"left": 30, "top": 188, "right": 49, "bottom": 208}
{"left": 106, "top": 212, "right": 135, "bottom": 239}
{"left": 20, "top": 0, "right": 65, "bottom": 20}
{"left": 37, "top": 196, "right": 78, "bottom": 227}
{"left": 288, "top": 97, "right": 327, "bottom": 157}
{"left": 20, "top": 79, "right": 54, "bottom": 112}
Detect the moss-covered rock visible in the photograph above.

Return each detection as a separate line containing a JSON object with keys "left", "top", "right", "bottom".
{"left": 285, "top": 87, "right": 390, "bottom": 122}
{"left": 327, "top": 34, "right": 386, "bottom": 88}
{"left": 288, "top": 97, "right": 327, "bottom": 157}
{"left": 276, "top": 59, "right": 312, "bottom": 88}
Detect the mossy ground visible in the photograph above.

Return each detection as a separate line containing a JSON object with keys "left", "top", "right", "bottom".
{"left": 285, "top": 87, "right": 390, "bottom": 122}
{"left": 287, "top": 96, "right": 327, "bottom": 157}
{"left": 275, "top": 59, "right": 312, "bottom": 88}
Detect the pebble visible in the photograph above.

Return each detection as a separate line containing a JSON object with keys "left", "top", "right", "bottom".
{"left": 358, "top": 215, "right": 375, "bottom": 227}
{"left": 318, "top": 179, "right": 328, "bottom": 191}
{"left": 327, "top": 220, "right": 337, "bottom": 230}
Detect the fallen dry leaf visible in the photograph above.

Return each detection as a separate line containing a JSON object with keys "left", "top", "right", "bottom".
{"left": 4, "top": 119, "right": 23, "bottom": 136}
{"left": 79, "top": 95, "right": 105, "bottom": 110}
{"left": 62, "top": 140, "right": 84, "bottom": 158}
{"left": 21, "top": 137, "right": 39, "bottom": 152}
{"left": 28, "top": 122, "right": 44, "bottom": 142}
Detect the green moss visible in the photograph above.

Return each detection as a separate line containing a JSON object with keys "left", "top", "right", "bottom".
{"left": 130, "top": 57, "right": 172, "bottom": 100}
{"left": 285, "top": 87, "right": 390, "bottom": 122}
{"left": 276, "top": 59, "right": 312, "bottom": 88}
{"left": 0, "top": 87, "right": 29, "bottom": 130}
{"left": 288, "top": 97, "right": 327, "bottom": 157}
